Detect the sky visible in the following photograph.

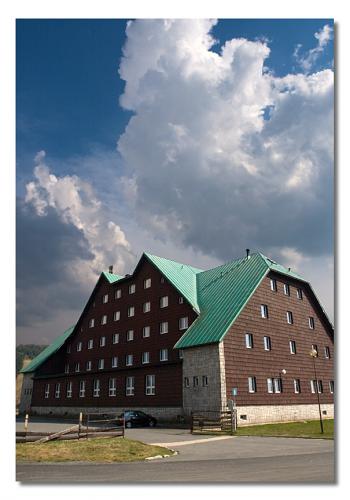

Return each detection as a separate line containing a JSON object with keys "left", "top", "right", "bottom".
{"left": 16, "top": 19, "right": 334, "bottom": 345}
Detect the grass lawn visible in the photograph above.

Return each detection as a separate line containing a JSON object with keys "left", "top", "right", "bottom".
{"left": 16, "top": 437, "right": 173, "bottom": 463}
{"left": 193, "top": 419, "right": 334, "bottom": 439}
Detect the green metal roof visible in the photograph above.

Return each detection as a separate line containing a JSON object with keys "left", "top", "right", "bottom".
{"left": 20, "top": 325, "right": 75, "bottom": 374}
{"left": 144, "top": 253, "right": 203, "bottom": 313}
{"left": 175, "top": 252, "right": 315, "bottom": 349}
{"left": 101, "top": 271, "right": 123, "bottom": 284}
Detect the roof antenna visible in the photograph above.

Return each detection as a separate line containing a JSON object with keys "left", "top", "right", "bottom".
{"left": 246, "top": 249, "right": 250, "bottom": 260}
{"left": 108, "top": 265, "right": 113, "bottom": 274}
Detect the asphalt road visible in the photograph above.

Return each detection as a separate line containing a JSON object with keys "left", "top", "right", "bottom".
{"left": 16, "top": 431, "right": 334, "bottom": 483}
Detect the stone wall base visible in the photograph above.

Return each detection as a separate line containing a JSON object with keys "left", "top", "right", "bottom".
{"left": 236, "top": 403, "right": 334, "bottom": 426}
{"left": 30, "top": 406, "right": 184, "bottom": 422}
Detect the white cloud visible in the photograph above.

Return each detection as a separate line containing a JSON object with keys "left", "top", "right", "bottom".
{"left": 294, "top": 24, "right": 333, "bottom": 73}
{"left": 117, "top": 19, "right": 333, "bottom": 264}
{"left": 24, "top": 151, "right": 135, "bottom": 285}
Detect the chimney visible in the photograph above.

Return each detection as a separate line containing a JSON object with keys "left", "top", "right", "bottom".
{"left": 108, "top": 265, "right": 113, "bottom": 274}
{"left": 246, "top": 248, "right": 250, "bottom": 260}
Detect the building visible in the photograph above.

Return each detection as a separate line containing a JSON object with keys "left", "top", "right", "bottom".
{"left": 19, "top": 251, "right": 334, "bottom": 425}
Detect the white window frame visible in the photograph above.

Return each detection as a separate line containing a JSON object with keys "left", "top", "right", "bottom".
{"left": 294, "top": 379, "right": 301, "bottom": 394}
{"left": 127, "top": 329, "right": 134, "bottom": 341}
{"left": 286, "top": 311, "right": 293, "bottom": 324}
{"left": 109, "top": 378, "right": 117, "bottom": 397}
{"left": 129, "top": 283, "right": 136, "bottom": 294}
{"left": 66, "top": 381, "right": 73, "bottom": 398}
{"left": 98, "top": 359, "right": 104, "bottom": 370}
{"left": 142, "top": 351, "right": 150, "bottom": 364}
{"left": 270, "top": 278, "right": 277, "bottom": 291}
{"left": 102, "top": 294, "right": 109, "bottom": 304}
{"left": 114, "top": 311, "right": 120, "bottom": 322}
{"left": 44, "top": 384, "right": 50, "bottom": 398}
{"left": 88, "top": 339, "right": 94, "bottom": 349}
{"left": 143, "top": 301, "right": 151, "bottom": 313}
{"left": 260, "top": 304, "right": 268, "bottom": 318}
{"left": 93, "top": 379, "right": 100, "bottom": 397}
{"left": 267, "top": 378, "right": 273, "bottom": 393}
{"left": 324, "top": 346, "right": 330, "bottom": 359}
{"left": 128, "top": 306, "right": 135, "bottom": 317}
{"left": 317, "top": 380, "right": 323, "bottom": 393}
{"left": 160, "top": 321, "right": 168, "bottom": 334}
{"left": 245, "top": 333, "right": 253, "bottom": 349}
{"left": 179, "top": 296, "right": 184, "bottom": 304}
{"left": 79, "top": 380, "right": 86, "bottom": 398}
{"left": 101, "top": 314, "right": 108, "bottom": 325}
{"left": 179, "top": 316, "right": 188, "bottom": 330}
{"left": 202, "top": 375, "right": 208, "bottom": 387}
{"left": 248, "top": 377, "right": 257, "bottom": 393}
{"left": 309, "top": 317, "right": 315, "bottom": 329}
{"left": 66, "top": 344, "right": 71, "bottom": 354}
{"left": 193, "top": 376, "right": 199, "bottom": 387}
{"left": 273, "top": 378, "right": 282, "bottom": 393}
{"left": 111, "top": 356, "right": 118, "bottom": 368}
{"left": 184, "top": 377, "right": 190, "bottom": 388}
{"left": 284, "top": 283, "right": 290, "bottom": 296}
{"left": 179, "top": 349, "right": 184, "bottom": 359}
{"left": 297, "top": 288, "right": 303, "bottom": 300}
{"left": 115, "top": 289, "right": 121, "bottom": 299}
{"left": 145, "top": 375, "right": 156, "bottom": 395}
{"left": 113, "top": 333, "right": 119, "bottom": 344}
{"left": 126, "top": 376, "right": 135, "bottom": 396}
{"left": 100, "top": 336, "right": 106, "bottom": 347}
{"left": 310, "top": 379, "right": 317, "bottom": 393}
{"left": 329, "top": 380, "right": 334, "bottom": 394}
{"left": 289, "top": 340, "right": 296, "bottom": 354}
{"left": 126, "top": 354, "right": 133, "bottom": 366}
{"left": 55, "top": 383, "right": 61, "bottom": 399}
{"left": 86, "top": 361, "right": 92, "bottom": 371}
{"left": 160, "top": 296, "right": 169, "bottom": 308}
{"left": 64, "top": 363, "right": 69, "bottom": 374}
{"left": 144, "top": 278, "right": 151, "bottom": 289}
{"left": 77, "top": 341, "right": 82, "bottom": 352}
{"left": 263, "top": 336, "right": 271, "bottom": 351}
{"left": 75, "top": 362, "right": 80, "bottom": 373}
{"left": 160, "top": 348, "right": 168, "bottom": 361}
{"left": 143, "top": 326, "right": 150, "bottom": 338}
{"left": 89, "top": 318, "right": 95, "bottom": 328}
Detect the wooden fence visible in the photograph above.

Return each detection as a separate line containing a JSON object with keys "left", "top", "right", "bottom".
{"left": 191, "top": 410, "right": 237, "bottom": 434}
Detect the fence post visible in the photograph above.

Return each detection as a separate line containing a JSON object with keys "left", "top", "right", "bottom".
{"left": 86, "top": 413, "right": 89, "bottom": 440}
{"left": 190, "top": 411, "right": 193, "bottom": 434}
{"left": 24, "top": 413, "right": 29, "bottom": 439}
{"left": 230, "top": 410, "right": 234, "bottom": 435}
{"left": 78, "top": 412, "right": 82, "bottom": 439}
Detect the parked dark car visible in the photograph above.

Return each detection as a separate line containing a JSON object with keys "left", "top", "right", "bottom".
{"left": 118, "top": 410, "right": 157, "bottom": 428}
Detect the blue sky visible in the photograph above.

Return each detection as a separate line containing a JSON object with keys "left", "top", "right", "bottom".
{"left": 16, "top": 19, "right": 334, "bottom": 343}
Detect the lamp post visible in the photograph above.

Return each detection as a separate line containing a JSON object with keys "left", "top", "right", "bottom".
{"left": 310, "top": 349, "right": 324, "bottom": 434}
{"left": 279, "top": 368, "right": 286, "bottom": 392}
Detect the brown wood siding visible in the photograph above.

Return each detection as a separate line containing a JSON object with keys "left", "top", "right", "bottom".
{"left": 32, "top": 258, "right": 197, "bottom": 407}
{"left": 223, "top": 271, "right": 334, "bottom": 406}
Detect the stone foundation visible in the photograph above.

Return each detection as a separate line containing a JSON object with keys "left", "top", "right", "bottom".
{"left": 235, "top": 403, "right": 334, "bottom": 426}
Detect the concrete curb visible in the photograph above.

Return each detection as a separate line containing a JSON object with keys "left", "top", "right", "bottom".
{"left": 145, "top": 449, "right": 178, "bottom": 460}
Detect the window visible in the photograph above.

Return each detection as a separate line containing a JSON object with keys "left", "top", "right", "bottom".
{"left": 115, "top": 289, "right": 121, "bottom": 299}
{"left": 160, "top": 348, "right": 168, "bottom": 361}
{"left": 66, "top": 381, "right": 72, "bottom": 398}
{"left": 113, "top": 333, "right": 119, "bottom": 344}
{"left": 311, "top": 344, "right": 318, "bottom": 356}
{"left": 114, "top": 311, "right": 120, "bottom": 322}
{"left": 89, "top": 318, "right": 95, "bottom": 328}
{"left": 160, "top": 321, "right": 168, "bottom": 334}
{"left": 267, "top": 378, "right": 282, "bottom": 393}
{"left": 93, "top": 379, "right": 100, "bottom": 397}
{"left": 286, "top": 311, "right": 293, "bottom": 324}
{"left": 202, "top": 375, "right": 208, "bottom": 387}
{"left": 329, "top": 380, "right": 334, "bottom": 394}
{"left": 102, "top": 294, "right": 109, "bottom": 304}
{"left": 324, "top": 346, "right": 330, "bottom": 359}
{"left": 160, "top": 276, "right": 165, "bottom": 284}
{"left": 109, "top": 378, "right": 117, "bottom": 397}
{"left": 260, "top": 304, "right": 268, "bottom": 318}
{"left": 44, "top": 384, "right": 50, "bottom": 399}
{"left": 310, "top": 379, "right": 317, "bottom": 393}
{"left": 193, "top": 376, "right": 199, "bottom": 387}
{"left": 64, "top": 363, "right": 69, "bottom": 374}
{"left": 143, "top": 301, "right": 151, "bottom": 313}
{"left": 294, "top": 379, "right": 301, "bottom": 394}
{"left": 55, "top": 383, "right": 61, "bottom": 398}
{"left": 88, "top": 339, "right": 94, "bottom": 349}
{"left": 179, "top": 317, "right": 188, "bottom": 330}
{"left": 98, "top": 359, "right": 104, "bottom": 370}
{"left": 145, "top": 375, "right": 155, "bottom": 395}
{"left": 86, "top": 361, "right": 92, "bottom": 371}
{"left": 310, "top": 380, "right": 323, "bottom": 393}
{"left": 179, "top": 349, "right": 184, "bottom": 359}
{"left": 267, "top": 378, "right": 274, "bottom": 393}
{"left": 263, "top": 336, "right": 271, "bottom": 351}
{"left": 143, "top": 326, "right": 150, "bottom": 338}
{"left": 270, "top": 278, "right": 277, "bottom": 291}
{"left": 245, "top": 333, "right": 254, "bottom": 349}
{"left": 75, "top": 362, "right": 80, "bottom": 373}
{"left": 248, "top": 377, "right": 257, "bottom": 393}
{"left": 126, "top": 376, "right": 134, "bottom": 396}
{"left": 101, "top": 314, "right": 107, "bottom": 325}
{"left": 128, "top": 306, "right": 135, "bottom": 317}
{"left": 289, "top": 340, "right": 297, "bottom": 354}
{"left": 144, "top": 278, "right": 151, "bottom": 289}
{"left": 127, "top": 329, "right": 134, "bottom": 342}
{"left": 179, "top": 296, "right": 184, "bottom": 304}
{"left": 317, "top": 380, "right": 323, "bottom": 393}
{"left": 297, "top": 288, "right": 303, "bottom": 300}
{"left": 112, "top": 356, "right": 118, "bottom": 368}
{"left": 100, "top": 336, "right": 106, "bottom": 347}
{"left": 160, "top": 296, "right": 169, "bottom": 308}
{"left": 66, "top": 344, "right": 71, "bottom": 354}
{"left": 184, "top": 377, "right": 190, "bottom": 388}
{"left": 284, "top": 283, "right": 290, "bottom": 296}
{"left": 142, "top": 351, "right": 150, "bottom": 364}
{"left": 79, "top": 380, "right": 86, "bottom": 398}
{"left": 129, "top": 283, "right": 136, "bottom": 294}
{"left": 309, "top": 317, "right": 315, "bottom": 329}
{"left": 77, "top": 342, "right": 82, "bottom": 352}
{"left": 126, "top": 354, "right": 133, "bottom": 366}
